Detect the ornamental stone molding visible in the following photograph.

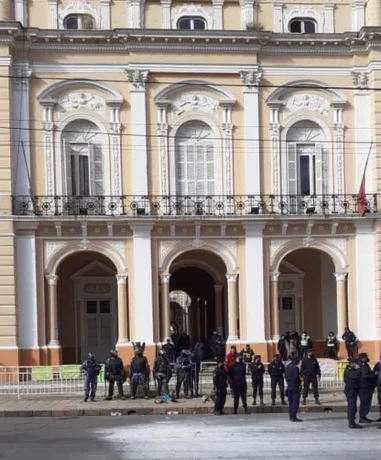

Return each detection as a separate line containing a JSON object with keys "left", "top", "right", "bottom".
{"left": 283, "top": 6, "right": 324, "bottom": 33}
{"left": 284, "top": 94, "right": 330, "bottom": 117}
{"left": 269, "top": 271, "right": 280, "bottom": 282}
{"left": 115, "top": 275, "right": 127, "bottom": 285}
{"left": 171, "top": 3, "right": 213, "bottom": 29}
{"left": 13, "top": 64, "right": 32, "bottom": 90}
{"left": 46, "top": 274, "right": 59, "bottom": 285}
{"left": 160, "top": 273, "right": 171, "bottom": 284}
{"left": 57, "top": 92, "right": 105, "bottom": 116}
{"left": 58, "top": 0, "right": 101, "bottom": 29}
{"left": 171, "top": 94, "right": 218, "bottom": 117}
{"left": 45, "top": 241, "right": 67, "bottom": 263}
{"left": 351, "top": 71, "right": 369, "bottom": 89}
{"left": 126, "top": 69, "right": 149, "bottom": 91}
{"left": 84, "top": 283, "right": 112, "bottom": 293}
{"left": 226, "top": 273, "right": 238, "bottom": 283}
{"left": 334, "top": 272, "right": 348, "bottom": 282}
{"left": 240, "top": 70, "right": 262, "bottom": 92}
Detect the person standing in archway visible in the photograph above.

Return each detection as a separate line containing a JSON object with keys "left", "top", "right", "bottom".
{"left": 342, "top": 327, "right": 357, "bottom": 359}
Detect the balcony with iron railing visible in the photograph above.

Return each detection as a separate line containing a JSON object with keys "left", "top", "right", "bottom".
{"left": 12, "top": 194, "right": 377, "bottom": 218}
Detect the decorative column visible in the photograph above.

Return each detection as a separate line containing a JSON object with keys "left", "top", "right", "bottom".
{"left": 240, "top": 0, "right": 256, "bottom": 29}
{"left": 108, "top": 102, "right": 122, "bottom": 196}
{"left": 160, "top": 273, "right": 171, "bottom": 341}
{"left": 352, "top": 1, "right": 365, "bottom": 31}
{"left": 334, "top": 272, "right": 348, "bottom": 337}
{"left": 212, "top": 0, "right": 224, "bottom": 29}
{"left": 46, "top": 275, "right": 60, "bottom": 347}
{"left": 240, "top": 70, "right": 262, "bottom": 195}
{"left": 269, "top": 103, "right": 281, "bottom": 195}
{"left": 351, "top": 71, "right": 372, "bottom": 192}
{"left": 214, "top": 284, "right": 224, "bottom": 336}
{"left": 100, "top": 0, "right": 111, "bottom": 28}
{"left": 220, "top": 101, "right": 235, "bottom": 196}
{"left": 48, "top": 0, "right": 58, "bottom": 28}
{"left": 116, "top": 275, "right": 129, "bottom": 345}
{"left": 161, "top": 0, "right": 172, "bottom": 28}
{"left": 323, "top": 4, "right": 335, "bottom": 32}
{"left": 13, "top": 63, "right": 32, "bottom": 197}
{"left": 245, "top": 224, "right": 265, "bottom": 342}
{"left": 226, "top": 274, "right": 238, "bottom": 342}
{"left": 126, "top": 70, "right": 149, "bottom": 196}
{"left": 14, "top": 0, "right": 28, "bottom": 25}
{"left": 270, "top": 271, "right": 280, "bottom": 340}
{"left": 332, "top": 103, "right": 345, "bottom": 195}
{"left": 273, "top": 3, "right": 283, "bottom": 32}
{"left": 156, "top": 102, "right": 170, "bottom": 195}
{"left": 131, "top": 224, "right": 154, "bottom": 343}
{"left": 41, "top": 101, "right": 55, "bottom": 198}
{"left": 127, "top": 0, "right": 145, "bottom": 28}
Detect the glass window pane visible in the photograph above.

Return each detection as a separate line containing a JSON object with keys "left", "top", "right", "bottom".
{"left": 65, "top": 16, "right": 78, "bottom": 30}
{"left": 193, "top": 19, "right": 206, "bottom": 30}
{"left": 290, "top": 20, "right": 301, "bottom": 33}
{"left": 300, "top": 155, "right": 310, "bottom": 196}
{"left": 99, "top": 300, "right": 111, "bottom": 314}
{"left": 70, "top": 155, "right": 77, "bottom": 196}
{"left": 82, "top": 15, "right": 95, "bottom": 30}
{"left": 304, "top": 21, "right": 316, "bottom": 33}
{"left": 178, "top": 18, "right": 191, "bottom": 29}
{"left": 86, "top": 301, "right": 97, "bottom": 314}
{"left": 79, "top": 155, "right": 90, "bottom": 196}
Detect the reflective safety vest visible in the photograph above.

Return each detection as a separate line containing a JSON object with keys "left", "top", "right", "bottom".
{"left": 301, "top": 335, "right": 310, "bottom": 347}
{"left": 327, "top": 337, "right": 336, "bottom": 347}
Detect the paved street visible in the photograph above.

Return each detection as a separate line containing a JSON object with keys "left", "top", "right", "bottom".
{"left": 1, "top": 413, "right": 380, "bottom": 460}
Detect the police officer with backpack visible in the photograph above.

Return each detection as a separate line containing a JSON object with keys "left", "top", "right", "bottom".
{"left": 80, "top": 352, "right": 101, "bottom": 402}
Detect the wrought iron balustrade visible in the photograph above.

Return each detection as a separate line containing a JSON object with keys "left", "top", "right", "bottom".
{"left": 12, "top": 194, "right": 377, "bottom": 218}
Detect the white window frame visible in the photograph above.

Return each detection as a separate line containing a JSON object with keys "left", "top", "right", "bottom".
{"left": 177, "top": 16, "right": 207, "bottom": 30}
{"left": 296, "top": 143, "right": 316, "bottom": 196}
{"left": 63, "top": 13, "right": 96, "bottom": 30}
{"left": 289, "top": 18, "right": 317, "bottom": 34}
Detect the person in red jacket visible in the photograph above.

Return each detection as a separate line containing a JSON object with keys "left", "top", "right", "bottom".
{"left": 225, "top": 345, "right": 238, "bottom": 396}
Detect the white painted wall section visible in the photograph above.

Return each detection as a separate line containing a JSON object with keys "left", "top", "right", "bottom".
{"left": 131, "top": 225, "right": 154, "bottom": 344}
{"left": 16, "top": 234, "right": 39, "bottom": 349}
{"left": 244, "top": 224, "right": 265, "bottom": 342}
{"left": 355, "top": 223, "right": 376, "bottom": 339}
{"left": 320, "top": 252, "right": 337, "bottom": 338}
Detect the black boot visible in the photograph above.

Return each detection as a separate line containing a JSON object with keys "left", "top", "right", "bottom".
{"left": 281, "top": 400, "right": 287, "bottom": 406}
{"left": 252, "top": 399, "right": 256, "bottom": 406}
{"left": 260, "top": 399, "right": 265, "bottom": 406}
{"left": 315, "top": 398, "right": 321, "bottom": 405}
{"left": 104, "top": 396, "right": 112, "bottom": 401}
{"left": 349, "top": 422, "right": 363, "bottom": 429}
{"left": 290, "top": 417, "right": 303, "bottom": 422}
{"left": 271, "top": 400, "right": 275, "bottom": 406}
{"left": 83, "top": 396, "right": 88, "bottom": 402}
{"left": 359, "top": 417, "right": 373, "bottom": 424}
{"left": 302, "top": 398, "right": 306, "bottom": 405}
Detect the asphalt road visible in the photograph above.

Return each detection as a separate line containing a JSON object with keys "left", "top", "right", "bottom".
{"left": 1, "top": 413, "right": 380, "bottom": 460}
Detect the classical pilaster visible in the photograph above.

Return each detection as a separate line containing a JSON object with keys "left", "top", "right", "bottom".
{"left": 160, "top": 273, "right": 171, "bottom": 341}
{"left": 127, "top": 0, "right": 145, "bottom": 28}
{"left": 355, "top": 222, "right": 376, "bottom": 339}
{"left": 351, "top": 71, "right": 372, "bottom": 192}
{"left": 13, "top": 63, "right": 32, "bottom": 197}
{"left": 126, "top": 70, "right": 149, "bottom": 195}
{"left": 116, "top": 275, "right": 129, "bottom": 344}
{"left": 108, "top": 102, "right": 122, "bottom": 196}
{"left": 226, "top": 274, "right": 238, "bottom": 341}
{"left": 323, "top": 4, "right": 335, "bottom": 33}
{"left": 48, "top": 0, "right": 58, "bottom": 28}
{"left": 269, "top": 103, "right": 281, "bottom": 195}
{"left": 41, "top": 101, "right": 55, "bottom": 198}
{"left": 334, "top": 272, "right": 348, "bottom": 338}
{"left": 100, "top": 0, "right": 111, "bottom": 28}
{"left": 161, "top": 0, "right": 172, "bottom": 28}
{"left": 16, "top": 233, "right": 38, "bottom": 350}
{"left": 244, "top": 224, "right": 265, "bottom": 342}
{"left": 240, "top": 0, "right": 256, "bottom": 29}
{"left": 131, "top": 224, "right": 154, "bottom": 343}
{"left": 220, "top": 101, "right": 235, "bottom": 195}
{"left": 46, "top": 274, "right": 60, "bottom": 347}
{"left": 332, "top": 103, "right": 345, "bottom": 195}
{"left": 240, "top": 70, "right": 262, "bottom": 195}
{"left": 214, "top": 284, "right": 224, "bottom": 336}
{"left": 212, "top": 0, "right": 224, "bottom": 29}
{"left": 270, "top": 271, "right": 280, "bottom": 340}
{"left": 156, "top": 101, "right": 170, "bottom": 195}
{"left": 352, "top": 1, "right": 365, "bottom": 30}
{"left": 273, "top": 3, "right": 283, "bottom": 32}
{"left": 14, "top": 0, "right": 28, "bottom": 25}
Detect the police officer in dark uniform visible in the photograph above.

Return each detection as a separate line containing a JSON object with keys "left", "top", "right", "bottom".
{"left": 162, "top": 338, "right": 176, "bottom": 364}
{"left": 153, "top": 350, "right": 172, "bottom": 396}
{"left": 229, "top": 354, "right": 249, "bottom": 414}
{"left": 342, "top": 327, "right": 356, "bottom": 359}
{"left": 130, "top": 342, "right": 150, "bottom": 400}
{"left": 301, "top": 352, "right": 321, "bottom": 405}
{"left": 268, "top": 354, "right": 286, "bottom": 406}
{"left": 358, "top": 352, "right": 377, "bottom": 423}
{"left": 249, "top": 355, "right": 265, "bottom": 406}
{"left": 80, "top": 352, "right": 101, "bottom": 402}
{"left": 277, "top": 335, "right": 288, "bottom": 362}
{"left": 241, "top": 344, "right": 254, "bottom": 364}
{"left": 105, "top": 350, "right": 126, "bottom": 400}
{"left": 343, "top": 358, "right": 363, "bottom": 429}
{"left": 175, "top": 349, "right": 192, "bottom": 399}
{"left": 325, "top": 332, "right": 337, "bottom": 359}
{"left": 285, "top": 357, "right": 302, "bottom": 422}
{"left": 213, "top": 359, "right": 228, "bottom": 415}
{"left": 373, "top": 356, "right": 381, "bottom": 423}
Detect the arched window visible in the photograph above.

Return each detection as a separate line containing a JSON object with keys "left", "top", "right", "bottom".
{"left": 177, "top": 17, "right": 206, "bottom": 30}
{"left": 64, "top": 14, "right": 95, "bottom": 30}
{"left": 175, "top": 121, "right": 216, "bottom": 196}
{"left": 286, "top": 120, "right": 326, "bottom": 196}
{"left": 289, "top": 18, "right": 316, "bottom": 33}
{"left": 61, "top": 120, "right": 104, "bottom": 196}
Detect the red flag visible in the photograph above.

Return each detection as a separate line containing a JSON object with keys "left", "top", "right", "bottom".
{"left": 357, "top": 141, "right": 373, "bottom": 217}
{"left": 357, "top": 176, "right": 366, "bottom": 217}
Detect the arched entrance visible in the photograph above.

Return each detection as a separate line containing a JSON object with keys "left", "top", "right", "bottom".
{"left": 168, "top": 249, "right": 228, "bottom": 347}
{"left": 276, "top": 248, "right": 338, "bottom": 354}
{"left": 56, "top": 251, "right": 118, "bottom": 363}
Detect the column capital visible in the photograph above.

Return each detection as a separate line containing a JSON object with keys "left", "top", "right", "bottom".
{"left": 270, "top": 271, "right": 280, "bottom": 282}
{"left": 116, "top": 274, "right": 127, "bottom": 285}
{"left": 160, "top": 273, "right": 171, "bottom": 284}
{"left": 126, "top": 69, "right": 149, "bottom": 91}
{"left": 13, "top": 65, "right": 32, "bottom": 90}
{"left": 334, "top": 272, "right": 348, "bottom": 282}
{"left": 351, "top": 70, "right": 369, "bottom": 89}
{"left": 214, "top": 283, "right": 224, "bottom": 293}
{"left": 240, "top": 70, "right": 262, "bottom": 93}
{"left": 130, "top": 223, "right": 153, "bottom": 236}
{"left": 46, "top": 274, "right": 58, "bottom": 285}
{"left": 226, "top": 273, "right": 238, "bottom": 283}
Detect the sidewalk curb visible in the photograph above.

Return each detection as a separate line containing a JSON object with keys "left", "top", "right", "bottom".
{"left": 0, "top": 404, "right": 365, "bottom": 418}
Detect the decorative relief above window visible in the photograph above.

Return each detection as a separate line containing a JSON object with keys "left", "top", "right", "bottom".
{"left": 283, "top": 94, "right": 330, "bottom": 117}
{"left": 283, "top": 6, "right": 325, "bottom": 33}
{"left": 171, "top": 95, "right": 218, "bottom": 117}
{"left": 58, "top": 1, "right": 101, "bottom": 29}
{"left": 171, "top": 4, "right": 213, "bottom": 29}
{"left": 57, "top": 93, "right": 105, "bottom": 116}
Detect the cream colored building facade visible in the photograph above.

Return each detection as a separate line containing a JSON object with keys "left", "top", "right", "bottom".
{"left": 0, "top": 0, "right": 380, "bottom": 366}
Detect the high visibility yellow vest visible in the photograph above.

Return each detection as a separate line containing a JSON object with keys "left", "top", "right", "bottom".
{"left": 301, "top": 335, "right": 310, "bottom": 347}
